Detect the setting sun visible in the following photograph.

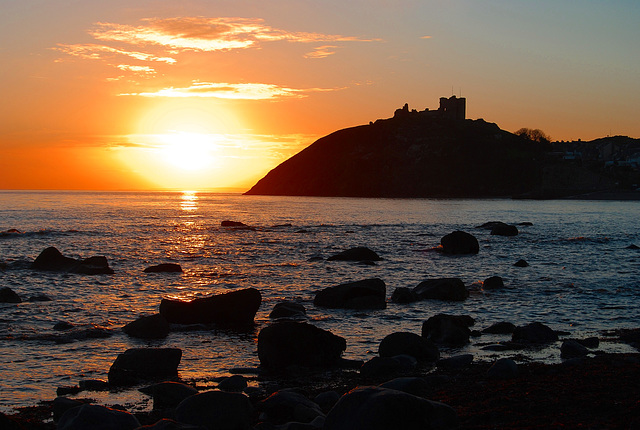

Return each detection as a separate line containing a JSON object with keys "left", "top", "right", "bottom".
{"left": 158, "top": 131, "right": 217, "bottom": 171}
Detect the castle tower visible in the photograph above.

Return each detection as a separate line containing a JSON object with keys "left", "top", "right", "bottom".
{"left": 439, "top": 95, "right": 466, "bottom": 120}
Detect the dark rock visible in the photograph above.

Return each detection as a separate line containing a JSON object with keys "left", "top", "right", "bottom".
{"left": 360, "top": 356, "right": 417, "bottom": 378}
{"left": 159, "top": 288, "right": 261, "bottom": 326}
{"left": 490, "top": 222, "right": 519, "bottom": 236}
{"left": 576, "top": 336, "right": 600, "bottom": 349}
{"left": 31, "top": 246, "right": 114, "bottom": 274}
{"left": 269, "top": 301, "right": 307, "bottom": 319}
{"left": 561, "top": 340, "right": 590, "bottom": 359}
{"left": 144, "top": 263, "right": 183, "bottom": 273}
{"left": 378, "top": 377, "right": 431, "bottom": 397}
{"left": 217, "top": 375, "right": 247, "bottom": 392}
{"left": 413, "top": 278, "right": 469, "bottom": 301}
{"left": 122, "top": 314, "right": 170, "bottom": 339}
{"left": 518, "top": 222, "right": 533, "bottom": 226}
{"left": 175, "top": 390, "right": 253, "bottom": 430}
{"left": 257, "top": 322, "right": 346, "bottom": 370}
{"left": 626, "top": 244, "right": 640, "bottom": 249}
{"left": 53, "top": 397, "right": 84, "bottom": 422}
{"left": 378, "top": 332, "right": 439, "bottom": 362}
{"left": 57, "top": 404, "right": 140, "bottom": 430}
{"left": 440, "top": 230, "right": 479, "bottom": 254}
{"left": 323, "top": 386, "right": 458, "bottom": 430}
{"left": 487, "top": 358, "right": 519, "bottom": 380}
{"left": 221, "top": 220, "right": 248, "bottom": 227}
{"left": 258, "top": 389, "right": 324, "bottom": 425}
{"left": 0, "top": 287, "right": 22, "bottom": 303}
{"left": 0, "top": 412, "right": 21, "bottom": 430}
{"left": 512, "top": 322, "right": 559, "bottom": 344}
{"left": 313, "top": 391, "right": 341, "bottom": 414}
{"left": 139, "top": 381, "right": 198, "bottom": 410}
{"left": 108, "top": 348, "right": 182, "bottom": 386}
{"left": 136, "top": 419, "right": 205, "bottom": 429}
{"left": 57, "top": 385, "right": 81, "bottom": 396}
{"left": 390, "top": 287, "right": 418, "bottom": 303}
{"left": 436, "top": 354, "right": 474, "bottom": 370}
{"left": 327, "top": 247, "right": 381, "bottom": 262}
{"left": 28, "top": 293, "right": 53, "bottom": 302}
{"left": 78, "top": 379, "right": 109, "bottom": 391}
{"left": 476, "top": 221, "right": 506, "bottom": 230}
{"left": 313, "top": 278, "right": 386, "bottom": 309}
{"left": 514, "top": 259, "right": 529, "bottom": 267}
{"left": 482, "top": 321, "right": 516, "bottom": 334}
{"left": 483, "top": 276, "right": 504, "bottom": 290}
{"left": 53, "top": 321, "right": 74, "bottom": 331}
{"left": 422, "top": 314, "right": 474, "bottom": 346}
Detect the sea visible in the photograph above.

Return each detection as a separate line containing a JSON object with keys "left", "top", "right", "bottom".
{"left": 0, "top": 191, "right": 639, "bottom": 413}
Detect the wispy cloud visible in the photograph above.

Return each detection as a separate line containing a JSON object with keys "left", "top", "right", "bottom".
{"left": 90, "top": 17, "right": 380, "bottom": 53}
{"left": 121, "top": 81, "right": 341, "bottom": 100}
{"left": 53, "top": 43, "right": 176, "bottom": 63}
{"left": 304, "top": 45, "right": 339, "bottom": 59}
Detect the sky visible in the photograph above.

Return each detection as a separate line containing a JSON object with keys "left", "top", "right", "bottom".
{"left": 1, "top": 0, "right": 639, "bottom": 191}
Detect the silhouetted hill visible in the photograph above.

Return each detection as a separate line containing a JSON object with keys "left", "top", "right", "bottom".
{"left": 245, "top": 110, "right": 548, "bottom": 198}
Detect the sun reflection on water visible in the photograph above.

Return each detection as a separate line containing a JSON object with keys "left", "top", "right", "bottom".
{"left": 180, "top": 191, "right": 199, "bottom": 212}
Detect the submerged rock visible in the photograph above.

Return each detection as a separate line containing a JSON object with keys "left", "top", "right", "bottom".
{"left": 31, "top": 246, "right": 114, "bottom": 274}
{"left": 314, "top": 278, "right": 386, "bottom": 309}
{"left": 257, "top": 322, "right": 346, "bottom": 370}
{"left": 327, "top": 247, "right": 382, "bottom": 262}
{"left": 490, "top": 222, "right": 519, "bottom": 236}
{"left": 144, "top": 263, "right": 183, "bottom": 273}
{"left": 159, "top": 288, "right": 261, "bottom": 326}
{"left": 483, "top": 276, "right": 504, "bottom": 290}
{"left": 0, "top": 287, "right": 22, "bottom": 303}
{"left": 108, "top": 348, "right": 182, "bottom": 386}
{"left": 269, "top": 301, "right": 307, "bottom": 320}
{"left": 512, "top": 322, "right": 559, "bottom": 344}
{"left": 482, "top": 321, "right": 516, "bottom": 334}
{"left": 413, "top": 278, "right": 469, "bottom": 301}
{"left": 514, "top": 259, "right": 529, "bottom": 267}
{"left": 122, "top": 313, "right": 170, "bottom": 339}
{"left": 390, "top": 287, "right": 418, "bottom": 303}
{"left": 440, "top": 231, "right": 479, "bottom": 254}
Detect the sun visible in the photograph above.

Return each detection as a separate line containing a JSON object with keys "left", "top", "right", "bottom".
{"left": 158, "top": 131, "right": 216, "bottom": 171}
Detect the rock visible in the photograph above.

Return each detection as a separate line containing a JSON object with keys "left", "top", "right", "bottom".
{"left": 221, "top": 220, "right": 249, "bottom": 227}
{"left": 422, "top": 314, "right": 474, "bottom": 346}
{"left": 144, "top": 263, "right": 183, "bottom": 273}
{"left": 489, "top": 222, "right": 519, "bottom": 236}
{"left": 561, "top": 340, "right": 589, "bottom": 359}
{"left": 576, "top": 337, "right": 600, "bottom": 349}
{"left": 0, "top": 287, "right": 22, "bottom": 303}
{"left": 269, "top": 301, "right": 307, "bottom": 319}
{"left": 217, "top": 375, "right": 247, "bottom": 392}
{"left": 28, "top": 293, "right": 53, "bottom": 302}
{"left": 122, "top": 314, "right": 170, "bottom": 339}
{"left": 323, "top": 386, "right": 458, "bottom": 430}
{"left": 327, "top": 247, "right": 381, "bottom": 262}
{"left": 487, "top": 358, "right": 519, "bottom": 380}
{"left": 257, "top": 322, "right": 346, "bottom": 370}
{"left": 436, "top": 354, "right": 474, "bottom": 370}
{"left": 514, "top": 259, "right": 529, "bottom": 267}
{"left": 378, "top": 332, "right": 439, "bottom": 362}
{"left": 31, "top": 246, "right": 114, "bottom": 274}
{"left": 378, "top": 377, "right": 431, "bottom": 397}
{"left": 175, "top": 390, "right": 254, "bottom": 430}
{"left": 518, "top": 222, "right": 533, "bottom": 226}
{"left": 313, "top": 278, "right": 386, "bottom": 310}
{"left": 313, "top": 391, "right": 341, "bottom": 413}
{"left": 139, "top": 381, "right": 198, "bottom": 410}
{"left": 625, "top": 244, "right": 640, "bottom": 250}
{"left": 512, "top": 322, "right": 559, "bottom": 344}
{"left": 483, "top": 276, "right": 504, "bottom": 290}
{"left": 53, "top": 397, "right": 84, "bottom": 422}
{"left": 413, "top": 278, "right": 469, "bottom": 301}
{"left": 57, "top": 404, "right": 140, "bottom": 430}
{"left": 108, "top": 348, "right": 182, "bottom": 386}
{"left": 0, "top": 412, "right": 21, "bottom": 430}
{"left": 78, "top": 379, "right": 109, "bottom": 391}
{"left": 258, "top": 389, "right": 324, "bottom": 425}
{"left": 136, "top": 419, "right": 205, "bottom": 429}
{"left": 360, "top": 356, "right": 417, "bottom": 378}
{"left": 54, "top": 321, "right": 74, "bottom": 331}
{"left": 390, "top": 287, "right": 418, "bottom": 303}
{"left": 440, "top": 230, "right": 479, "bottom": 254}
{"left": 57, "top": 385, "right": 81, "bottom": 396}
{"left": 482, "top": 321, "right": 516, "bottom": 334}
{"left": 159, "top": 288, "right": 261, "bottom": 326}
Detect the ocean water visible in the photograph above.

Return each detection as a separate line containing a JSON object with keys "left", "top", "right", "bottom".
{"left": 1, "top": 191, "right": 639, "bottom": 412}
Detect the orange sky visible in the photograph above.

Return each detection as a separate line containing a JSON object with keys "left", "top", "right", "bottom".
{"left": 1, "top": 1, "right": 639, "bottom": 191}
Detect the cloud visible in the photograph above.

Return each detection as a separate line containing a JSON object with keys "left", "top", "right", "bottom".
{"left": 53, "top": 43, "right": 176, "bottom": 63}
{"left": 121, "top": 81, "right": 341, "bottom": 100}
{"left": 304, "top": 45, "right": 339, "bottom": 59}
{"left": 90, "top": 17, "right": 380, "bottom": 53}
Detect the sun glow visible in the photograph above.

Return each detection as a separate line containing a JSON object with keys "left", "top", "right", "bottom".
{"left": 158, "top": 131, "right": 216, "bottom": 171}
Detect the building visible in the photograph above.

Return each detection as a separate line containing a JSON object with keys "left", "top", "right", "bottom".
{"left": 439, "top": 95, "right": 466, "bottom": 120}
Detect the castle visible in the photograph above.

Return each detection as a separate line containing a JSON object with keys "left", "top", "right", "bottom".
{"left": 393, "top": 95, "right": 466, "bottom": 120}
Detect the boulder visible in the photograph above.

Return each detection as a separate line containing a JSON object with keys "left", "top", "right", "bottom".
{"left": 482, "top": 276, "right": 504, "bottom": 290}
{"left": 258, "top": 389, "right": 324, "bottom": 425}
{"left": 512, "top": 322, "right": 559, "bottom": 344}
{"left": 217, "top": 375, "right": 247, "bottom": 392}
{"left": 560, "top": 340, "right": 589, "bottom": 359}
{"left": 378, "top": 332, "right": 439, "bottom": 362}
{"left": 57, "top": 404, "right": 140, "bottom": 430}
{"left": 139, "top": 381, "right": 198, "bottom": 410}
{"left": 514, "top": 259, "right": 529, "bottom": 267}
{"left": 313, "top": 278, "right": 386, "bottom": 310}
{"left": 314, "top": 391, "right": 341, "bottom": 414}
{"left": 159, "top": 288, "right": 261, "bottom": 326}
{"left": 327, "top": 247, "right": 381, "bottom": 262}
{"left": 487, "top": 358, "right": 519, "bottom": 380}
{"left": 440, "top": 231, "right": 479, "bottom": 255}
{"left": 176, "top": 390, "right": 254, "bottom": 430}
{"left": 422, "top": 314, "right": 474, "bottom": 346}
{"left": 269, "top": 301, "right": 307, "bottom": 319}
{"left": 108, "top": 348, "right": 182, "bottom": 386}
{"left": 257, "top": 322, "right": 346, "bottom": 370}
{"left": 53, "top": 397, "right": 84, "bottom": 422}
{"left": 390, "top": 287, "right": 418, "bottom": 303}
{"left": 31, "top": 246, "right": 114, "bottom": 274}
{"left": 0, "top": 287, "right": 22, "bottom": 303}
{"left": 436, "top": 354, "right": 474, "bottom": 370}
{"left": 221, "top": 220, "right": 249, "bottom": 227}
{"left": 489, "top": 222, "right": 519, "bottom": 236}
{"left": 28, "top": 293, "right": 53, "bottom": 302}
{"left": 481, "top": 321, "right": 516, "bottom": 334}
{"left": 360, "top": 356, "right": 417, "bottom": 378}
{"left": 122, "top": 314, "right": 170, "bottom": 339}
{"left": 413, "top": 278, "right": 469, "bottom": 301}
{"left": 144, "top": 263, "right": 183, "bottom": 273}
{"left": 378, "top": 377, "right": 431, "bottom": 397}
{"left": 323, "top": 386, "right": 458, "bottom": 430}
